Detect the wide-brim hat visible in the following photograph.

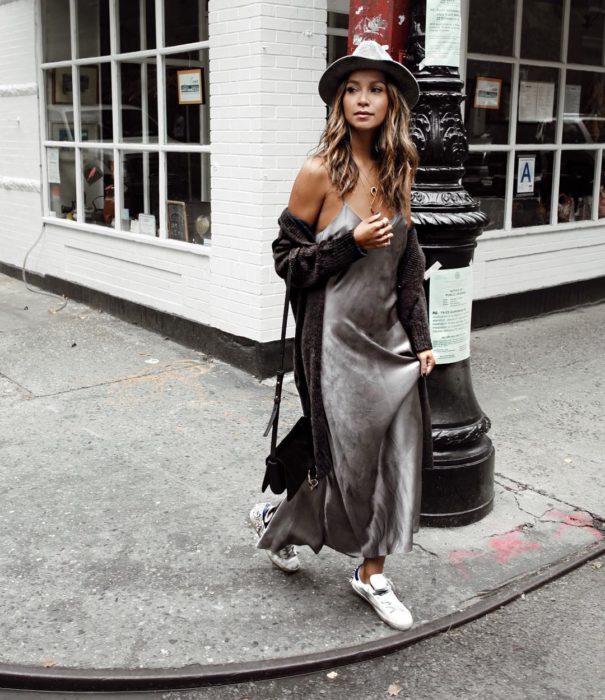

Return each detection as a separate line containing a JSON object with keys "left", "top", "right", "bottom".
{"left": 318, "top": 39, "right": 419, "bottom": 109}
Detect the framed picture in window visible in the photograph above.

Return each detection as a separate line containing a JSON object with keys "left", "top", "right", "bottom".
{"left": 474, "top": 77, "right": 502, "bottom": 110}
{"left": 50, "top": 122, "right": 97, "bottom": 142}
{"left": 167, "top": 200, "right": 189, "bottom": 241}
{"left": 177, "top": 68, "right": 204, "bottom": 105}
{"left": 52, "top": 66, "right": 99, "bottom": 105}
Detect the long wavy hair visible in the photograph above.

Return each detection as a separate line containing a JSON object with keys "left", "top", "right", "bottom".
{"left": 315, "top": 77, "right": 418, "bottom": 226}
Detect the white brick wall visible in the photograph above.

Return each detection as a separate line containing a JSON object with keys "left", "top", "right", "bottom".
{"left": 208, "top": 0, "right": 328, "bottom": 342}
{"left": 0, "top": 0, "right": 43, "bottom": 270}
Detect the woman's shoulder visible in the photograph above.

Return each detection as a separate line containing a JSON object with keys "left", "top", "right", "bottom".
{"left": 288, "top": 155, "right": 332, "bottom": 224}
{"left": 297, "top": 154, "right": 330, "bottom": 185}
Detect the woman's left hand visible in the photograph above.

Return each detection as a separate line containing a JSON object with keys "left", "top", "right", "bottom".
{"left": 417, "top": 350, "right": 436, "bottom": 376}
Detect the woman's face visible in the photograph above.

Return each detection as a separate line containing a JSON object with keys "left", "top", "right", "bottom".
{"left": 342, "top": 69, "right": 389, "bottom": 132}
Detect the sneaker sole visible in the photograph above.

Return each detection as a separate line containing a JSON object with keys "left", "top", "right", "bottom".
{"left": 351, "top": 578, "right": 413, "bottom": 631}
{"left": 267, "top": 550, "right": 300, "bottom": 573}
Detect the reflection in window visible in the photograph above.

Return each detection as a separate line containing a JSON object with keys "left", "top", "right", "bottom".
{"left": 568, "top": 0, "right": 605, "bottom": 67}
{"left": 79, "top": 64, "right": 113, "bottom": 142}
{"left": 468, "top": 0, "right": 515, "bottom": 56}
{"left": 516, "top": 66, "right": 559, "bottom": 145}
{"left": 43, "top": 0, "right": 71, "bottom": 62}
{"left": 120, "top": 60, "right": 159, "bottom": 143}
{"left": 463, "top": 152, "right": 507, "bottom": 231}
{"left": 164, "top": 0, "right": 208, "bottom": 46}
{"left": 465, "top": 61, "right": 511, "bottom": 146}
{"left": 564, "top": 71, "right": 605, "bottom": 145}
{"left": 521, "top": 0, "right": 562, "bottom": 62}
{"left": 328, "top": 11, "right": 348, "bottom": 63}
{"left": 119, "top": 0, "right": 156, "bottom": 53}
{"left": 77, "top": 0, "right": 110, "bottom": 58}
{"left": 81, "top": 148, "right": 114, "bottom": 227}
{"left": 558, "top": 151, "right": 596, "bottom": 223}
{"left": 46, "top": 69, "right": 74, "bottom": 142}
{"left": 165, "top": 51, "right": 209, "bottom": 145}
{"left": 512, "top": 152, "right": 553, "bottom": 228}
{"left": 122, "top": 152, "right": 159, "bottom": 235}
{"left": 166, "top": 153, "right": 211, "bottom": 244}
{"left": 47, "top": 147, "right": 76, "bottom": 219}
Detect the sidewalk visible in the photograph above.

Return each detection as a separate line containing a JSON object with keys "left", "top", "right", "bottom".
{"left": 0, "top": 272, "right": 603, "bottom": 687}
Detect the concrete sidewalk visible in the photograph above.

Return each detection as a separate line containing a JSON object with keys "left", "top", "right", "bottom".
{"left": 0, "top": 272, "right": 603, "bottom": 681}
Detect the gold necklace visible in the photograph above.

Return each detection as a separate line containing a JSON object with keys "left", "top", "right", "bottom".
{"left": 357, "top": 164, "right": 381, "bottom": 214}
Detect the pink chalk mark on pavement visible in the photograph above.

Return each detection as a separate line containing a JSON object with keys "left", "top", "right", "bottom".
{"left": 488, "top": 529, "right": 541, "bottom": 563}
{"left": 448, "top": 549, "right": 485, "bottom": 578}
{"left": 545, "top": 510, "right": 603, "bottom": 541}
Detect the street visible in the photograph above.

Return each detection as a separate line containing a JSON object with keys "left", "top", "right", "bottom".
{"left": 5, "top": 556, "right": 603, "bottom": 700}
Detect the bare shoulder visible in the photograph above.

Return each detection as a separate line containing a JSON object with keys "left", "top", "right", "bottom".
{"left": 288, "top": 155, "right": 331, "bottom": 227}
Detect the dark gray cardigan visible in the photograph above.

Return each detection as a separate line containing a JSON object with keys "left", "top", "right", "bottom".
{"left": 273, "top": 207, "right": 433, "bottom": 481}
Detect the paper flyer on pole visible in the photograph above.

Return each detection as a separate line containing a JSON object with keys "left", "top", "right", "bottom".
{"left": 429, "top": 266, "right": 473, "bottom": 364}
{"left": 423, "top": 0, "right": 461, "bottom": 68}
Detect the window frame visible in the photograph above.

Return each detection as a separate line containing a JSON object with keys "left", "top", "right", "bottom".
{"left": 37, "top": 0, "right": 211, "bottom": 246}
{"left": 466, "top": 0, "right": 605, "bottom": 235}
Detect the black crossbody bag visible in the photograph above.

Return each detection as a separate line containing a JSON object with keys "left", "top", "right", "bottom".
{"left": 262, "top": 266, "right": 317, "bottom": 501}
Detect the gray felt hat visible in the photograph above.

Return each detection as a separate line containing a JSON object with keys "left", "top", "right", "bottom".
{"left": 318, "top": 40, "right": 419, "bottom": 108}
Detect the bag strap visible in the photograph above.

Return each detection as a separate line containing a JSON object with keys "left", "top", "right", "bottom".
{"left": 263, "top": 265, "right": 292, "bottom": 455}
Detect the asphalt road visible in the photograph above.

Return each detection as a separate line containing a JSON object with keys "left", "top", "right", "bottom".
{"left": 5, "top": 555, "right": 603, "bottom": 700}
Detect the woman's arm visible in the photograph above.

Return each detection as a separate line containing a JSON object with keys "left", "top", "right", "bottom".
{"left": 396, "top": 227, "right": 433, "bottom": 354}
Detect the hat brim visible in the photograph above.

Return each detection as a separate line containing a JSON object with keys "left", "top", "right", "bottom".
{"left": 318, "top": 55, "right": 419, "bottom": 109}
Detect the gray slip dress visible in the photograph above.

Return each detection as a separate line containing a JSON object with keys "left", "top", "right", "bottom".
{"left": 257, "top": 201, "right": 423, "bottom": 559}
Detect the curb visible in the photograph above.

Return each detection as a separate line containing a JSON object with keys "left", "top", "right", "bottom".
{"left": 1, "top": 540, "right": 603, "bottom": 692}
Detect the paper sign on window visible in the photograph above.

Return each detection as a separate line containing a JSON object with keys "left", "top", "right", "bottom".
{"left": 517, "top": 156, "right": 535, "bottom": 195}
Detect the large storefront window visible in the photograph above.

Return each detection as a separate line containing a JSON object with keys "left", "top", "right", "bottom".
{"left": 41, "top": 0, "right": 211, "bottom": 245}
{"left": 465, "top": 0, "right": 605, "bottom": 231}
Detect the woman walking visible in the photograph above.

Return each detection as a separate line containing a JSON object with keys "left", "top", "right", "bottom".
{"left": 250, "top": 40, "right": 435, "bottom": 631}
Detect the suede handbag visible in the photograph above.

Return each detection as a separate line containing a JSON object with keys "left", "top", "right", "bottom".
{"left": 262, "top": 266, "right": 317, "bottom": 501}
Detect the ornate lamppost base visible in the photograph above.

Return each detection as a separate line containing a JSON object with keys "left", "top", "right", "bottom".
{"left": 421, "top": 437, "right": 495, "bottom": 527}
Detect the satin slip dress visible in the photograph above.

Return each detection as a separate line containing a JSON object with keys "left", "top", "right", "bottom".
{"left": 258, "top": 201, "right": 423, "bottom": 558}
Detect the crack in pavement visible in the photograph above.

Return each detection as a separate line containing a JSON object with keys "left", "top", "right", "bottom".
{"left": 0, "top": 360, "right": 209, "bottom": 400}
{"left": 413, "top": 543, "right": 439, "bottom": 558}
{"left": 0, "top": 369, "right": 35, "bottom": 398}
{"left": 495, "top": 472, "right": 605, "bottom": 522}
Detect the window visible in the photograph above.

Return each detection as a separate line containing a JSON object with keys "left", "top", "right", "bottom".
{"left": 465, "top": 0, "right": 605, "bottom": 231}
{"left": 327, "top": 0, "right": 349, "bottom": 64}
{"left": 41, "top": 0, "right": 211, "bottom": 245}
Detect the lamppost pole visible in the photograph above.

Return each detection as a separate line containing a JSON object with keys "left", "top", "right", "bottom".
{"left": 348, "top": 0, "right": 495, "bottom": 526}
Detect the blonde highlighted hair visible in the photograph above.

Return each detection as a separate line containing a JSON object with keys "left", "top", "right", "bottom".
{"left": 315, "top": 79, "right": 419, "bottom": 227}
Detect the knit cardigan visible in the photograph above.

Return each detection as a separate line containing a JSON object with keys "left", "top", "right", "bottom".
{"left": 273, "top": 207, "right": 434, "bottom": 481}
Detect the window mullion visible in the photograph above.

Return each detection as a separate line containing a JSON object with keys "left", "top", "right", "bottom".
{"left": 109, "top": 0, "right": 122, "bottom": 231}
{"left": 156, "top": 0, "right": 167, "bottom": 238}
{"left": 592, "top": 149, "right": 603, "bottom": 222}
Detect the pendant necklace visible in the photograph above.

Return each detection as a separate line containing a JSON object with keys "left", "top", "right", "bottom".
{"left": 357, "top": 164, "right": 380, "bottom": 214}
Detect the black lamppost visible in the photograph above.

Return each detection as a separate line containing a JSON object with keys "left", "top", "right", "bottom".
{"left": 406, "top": 2, "right": 495, "bottom": 526}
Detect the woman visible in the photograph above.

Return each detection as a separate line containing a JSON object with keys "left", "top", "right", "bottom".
{"left": 250, "top": 40, "right": 435, "bottom": 631}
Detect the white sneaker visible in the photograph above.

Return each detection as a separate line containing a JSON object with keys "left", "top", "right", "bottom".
{"left": 351, "top": 565, "right": 413, "bottom": 631}
{"left": 249, "top": 502, "right": 300, "bottom": 573}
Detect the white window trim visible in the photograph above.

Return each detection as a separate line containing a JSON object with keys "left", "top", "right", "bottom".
{"left": 37, "top": 0, "right": 211, "bottom": 246}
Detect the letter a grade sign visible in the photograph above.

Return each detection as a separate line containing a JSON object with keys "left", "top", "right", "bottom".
{"left": 517, "top": 156, "right": 535, "bottom": 195}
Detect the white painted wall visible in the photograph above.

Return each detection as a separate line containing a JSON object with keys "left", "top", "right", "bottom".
{"left": 0, "top": 0, "right": 43, "bottom": 268}
{"left": 208, "top": 0, "right": 328, "bottom": 342}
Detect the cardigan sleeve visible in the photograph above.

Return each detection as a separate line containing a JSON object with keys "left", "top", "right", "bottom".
{"left": 396, "top": 227, "right": 433, "bottom": 354}
{"left": 273, "top": 227, "right": 365, "bottom": 289}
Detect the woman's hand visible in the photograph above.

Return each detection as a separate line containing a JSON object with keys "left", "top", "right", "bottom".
{"left": 417, "top": 349, "right": 436, "bottom": 376}
{"left": 353, "top": 212, "right": 394, "bottom": 250}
